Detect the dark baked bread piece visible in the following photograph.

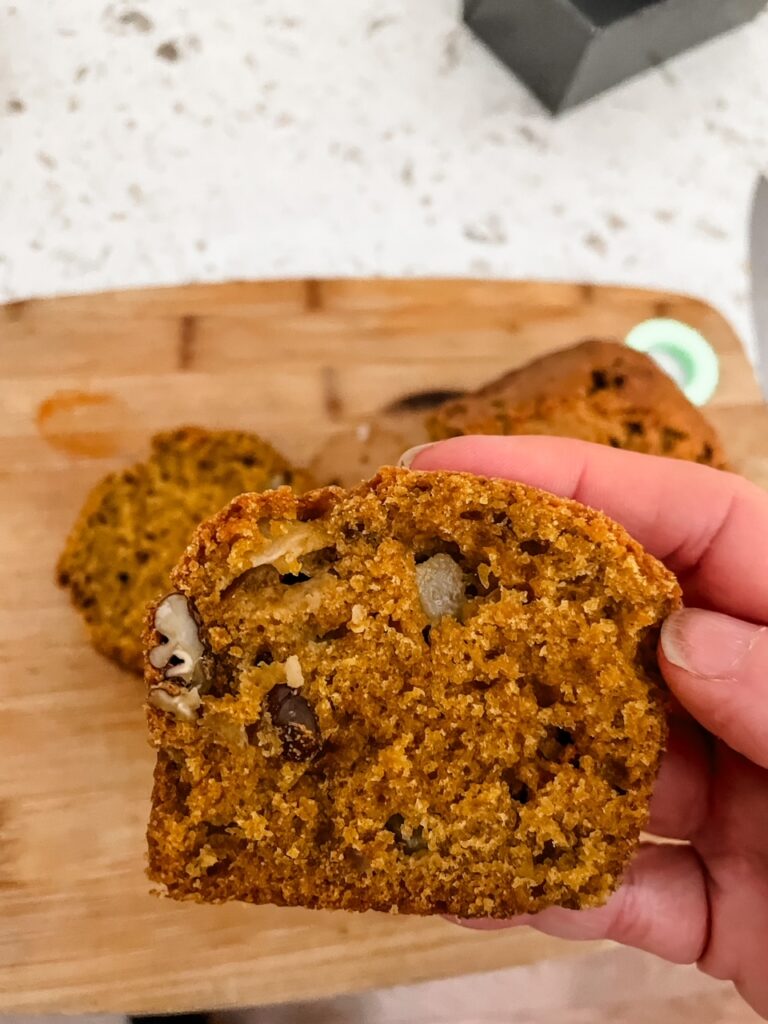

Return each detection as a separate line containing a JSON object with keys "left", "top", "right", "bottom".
{"left": 309, "top": 389, "right": 461, "bottom": 488}
{"left": 57, "top": 427, "right": 312, "bottom": 674}
{"left": 427, "top": 340, "right": 727, "bottom": 467}
{"left": 145, "top": 467, "right": 680, "bottom": 917}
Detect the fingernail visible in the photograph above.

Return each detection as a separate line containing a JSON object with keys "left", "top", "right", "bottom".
{"left": 398, "top": 443, "right": 435, "bottom": 468}
{"left": 661, "top": 608, "right": 765, "bottom": 681}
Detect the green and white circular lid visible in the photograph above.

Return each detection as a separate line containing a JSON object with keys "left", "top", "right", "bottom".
{"left": 625, "top": 318, "right": 719, "bottom": 406}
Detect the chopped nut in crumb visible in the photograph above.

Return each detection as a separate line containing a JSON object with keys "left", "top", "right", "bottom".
{"left": 415, "top": 553, "right": 465, "bottom": 621}
{"left": 246, "top": 524, "right": 329, "bottom": 575}
{"left": 148, "top": 684, "right": 202, "bottom": 722}
{"left": 284, "top": 654, "right": 304, "bottom": 689}
{"left": 149, "top": 593, "right": 208, "bottom": 687}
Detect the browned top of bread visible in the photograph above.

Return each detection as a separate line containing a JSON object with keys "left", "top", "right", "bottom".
{"left": 427, "top": 339, "right": 727, "bottom": 468}
{"left": 145, "top": 467, "right": 680, "bottom": 918}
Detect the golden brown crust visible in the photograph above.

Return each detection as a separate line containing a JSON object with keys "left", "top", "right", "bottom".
{"left": 57, "top": 427, "right": 313, "bottom": 673}
{"left": 427, "top": 340, "right": 727, "bottom": 468}
{"left": 146, "top": 468, "right": 680, "bottom": 917}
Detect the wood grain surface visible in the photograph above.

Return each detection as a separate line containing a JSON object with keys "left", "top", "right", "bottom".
{"left": 1, "top": 279, "right": 766, "bottom": 1014}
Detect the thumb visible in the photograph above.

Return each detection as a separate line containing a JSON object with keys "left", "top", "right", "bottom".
{"left": 660, "top": 609, "right": 768, "bottom": 769}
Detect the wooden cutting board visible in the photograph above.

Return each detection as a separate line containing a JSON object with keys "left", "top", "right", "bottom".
{"left": 1, "top": 279, "right": 766, "bottom": 1015}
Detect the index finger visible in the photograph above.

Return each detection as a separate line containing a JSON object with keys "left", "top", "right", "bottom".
{"left": 408, "top": 435, "right": 768, "bottom": 624}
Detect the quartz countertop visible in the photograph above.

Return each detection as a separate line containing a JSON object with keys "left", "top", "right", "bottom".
{"left": 1, "top": 1, "right": 767, "bottom": 355}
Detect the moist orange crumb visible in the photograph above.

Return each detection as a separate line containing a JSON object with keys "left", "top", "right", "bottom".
{"left": 145, "top": 467, "right": 680, "bottom": 917}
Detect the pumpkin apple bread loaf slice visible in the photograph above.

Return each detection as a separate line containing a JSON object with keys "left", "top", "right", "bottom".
{"left": 428, "top": 339, "right": 727, "bottom": 467}
{"left": 145, "top": 467, "right": 680, "bottom": 917}
{"left": 58, "top": 427, "right": 313, "bottom": 674}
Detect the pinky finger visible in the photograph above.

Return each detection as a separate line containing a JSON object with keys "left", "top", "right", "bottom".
{"left": 451, "top": 844, "right": 709, "bottom": 966}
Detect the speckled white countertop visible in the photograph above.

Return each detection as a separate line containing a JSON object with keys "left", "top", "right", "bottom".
{"left": 1, "top": 0, "right": 767, "bottom": 355}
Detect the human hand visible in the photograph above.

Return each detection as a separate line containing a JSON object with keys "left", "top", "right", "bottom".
{"left": 402, "top": 435, "right": 768, "bottom": 1019}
